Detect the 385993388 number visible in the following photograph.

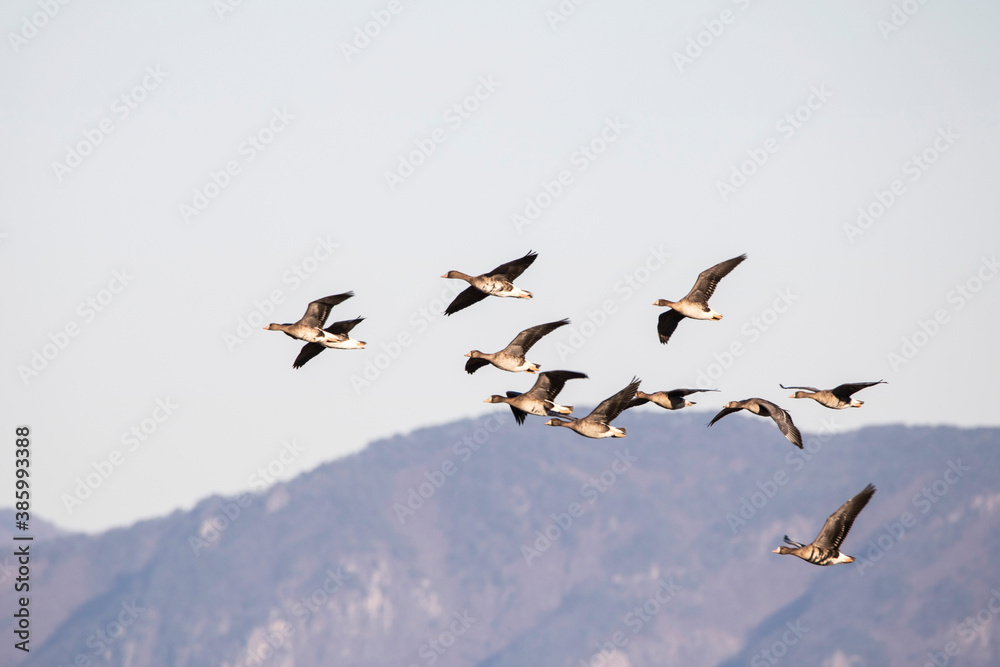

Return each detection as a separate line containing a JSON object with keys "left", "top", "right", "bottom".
{"left": 15, "top": 426, "right": 30, "bottom": 524}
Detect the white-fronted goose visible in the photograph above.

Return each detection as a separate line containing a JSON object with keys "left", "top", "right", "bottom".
{"left": 484, "top": 370, "right": 588, "bottom": 425}
{"left": 545, "top": 377, "right": 641, "bottom": 438}
{"left": 465, "top": 319, "right": 569, "bottom": 374}
{"left": 292, "top": 317, "right": 365, "bottom": 369}
{"left": 772, "top": 483, "right": 876, "bottom": 566}
{"left": 442, "top": 251, "right": 537, "bottom": 316}
{"left": 654, "top": 254, "right": 746, "bottom": 345}
{"left": 708, "top": 397, "right": 802, "bottom": 448}
{"left": 630, "top": 388, "right": 719, "bottom": 411}
{"left": 264, "top": 293, "right": 365, "bottom": 367}
{"left": 781, "top": 381, "right": 887, "bottom": 409}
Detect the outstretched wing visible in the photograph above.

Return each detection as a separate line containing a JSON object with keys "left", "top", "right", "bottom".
{"left": 814, "top": 483, "right": 876, "bottom": 550}
{"left": 324, "top": 317, "right": 364, "bottom": 335}
{"left": 755, "top": 399, "right": 803, "bottom": 448}
{"left": 292, "top": 343, "right": 325, "bottom": 369}
{"left": 780, "top": 383, "right": 821, "bottom": 393}
{"left": 488, "top": 250, "right": 537, "bottom": 280}
{"left": 684, "top": 254, "right": 746, "bottom": 304}
{"left": 588, "top": 377, "right": 641, "bottom": 424}
{"left": 505, "top": 391, "right": 528, "bottom": 425}
{"left": 464, "top": 356, "right": 492, "bottom": 374}
{"left": 445, "top": 285, "right": 489, "bottom": 316}
{"left": 301, "top": 292, "right": 354, "bottom": 327}
{"left": 506, "top": 318, "right": 569, "bottom": 356}
{"left": 657, "top": 310, "right": 685, "bottom": 345}
{"left": 707, "top": 406, "right": 741, "bottom": 427}
{"left": 831, "top": 380, "right": 887, "bottom": 401}
{"left": 525, "top": 370, "right": 588, "bottom": 402}
{"left": 668, "top": 388, "right": 719, "bottom": 398}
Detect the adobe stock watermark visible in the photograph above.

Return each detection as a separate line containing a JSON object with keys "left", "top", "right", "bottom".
{"left": 716, "top": 84, "right": 832, "bottom": 202}
{"left": 7, "top": 0, "right": 73, "bottom": 53}
{"left": 578, "top": 577, "right": 683, "bottom": 666}
{"left": 223, "top": 235, "right": 340, "bottom": 352}
{"left": 179, "top": 107, "right": 294, "bottom": 223}
{"left": 690, "top": 287, "right": 798, "bottom": 388}
{"left": 854, "top": 459, "right": 971, "bottom": 576}
{"left": 348, "top": 280, "right": 465, "bottom": 394}
{"left": 406, "top": 610, "right": 478, "bottom": 667}
{"left": 51, "top": 65, "right": 168, "bottom": 183}
{"left": 17, "top": 269, "right": 134, "bottom": 385}
{"left": 555, "top": 245, "right": 669, "bottom": 361}
{"left": 512, "top": 116, "right": 627, "bottom": 233}
{"left": 843, "top": 126, "right": 958, "bottom": 243}
{"left": 285, "top": 566, "right": 350, "bottom": 624}
{"left": 749, "top": 619, "right": 810, "bottom": 666}
{"left": 877, "top": 0, "right": 931, "bottom": 39}
{"left": 886, "top": 254, "right": 997, "bottom": 372}
{"left": 725, "top": 415, "right": 841, "bottom": 534}
{"left": 672, "top": 0, "right": 755, "bottom": 73}
{"left": 237, "top": 621, "right": 294, "bottom": 667}
{"left": 340, "top": 0, "right": 410, "bottom": 63}
{"left": 383, "top": 75, "right": 500, "bottom": 192}
{"left": 54, "top": 599, "right": 146, "bottom": 667}
{"left": 922, "top": 586, "right": 1000, "bottom": 667}
{"left": 521, "top": 449, "right": 638, "bottom": 566}
{"left": 61, "top": 398, "right": 180, "bottom": 515}
{"left": 393, "top": 414, "right": 506, "bottom": 524}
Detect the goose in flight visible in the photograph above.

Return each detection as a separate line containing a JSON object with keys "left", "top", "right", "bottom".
{"left": 465, "top": 319, "right": 569, "bottom": 374}
{"left": 263, "top": 292, "right": 365, "bottom": 367}
{"left": 708, "top": 397, "right": 802, "bottom": 448}
{"left": 545, "top": 377, "right": 641, "bottom": 438}
{"left": 654, "top": 254, "right": 746, "bottom": 345}
{"left": 484, "top": 370, "right": 588, "bottom": 425}
{"left": 781, "top": 381, "right": 887, "bottom": 410}
{"left": 772, "top": 484, "right": 876, "bottom": 566}
{"left": 442, "top": 251, "right": 537, "bottom": 316}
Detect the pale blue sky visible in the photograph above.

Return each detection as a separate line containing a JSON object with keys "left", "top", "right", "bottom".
{"left": 3, "top": 0, "right": 999, "bottom": 533}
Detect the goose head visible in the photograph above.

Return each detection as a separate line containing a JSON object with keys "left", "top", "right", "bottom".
{"left": 652, "top": 299, "right": 677, "bottom": 308}
{"left": 483, "top": 395, "right": 508, "bottom": 404}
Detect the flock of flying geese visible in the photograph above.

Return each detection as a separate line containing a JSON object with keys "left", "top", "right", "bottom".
{"left": 264, "top": 251, "right": 886, "bottom": 567}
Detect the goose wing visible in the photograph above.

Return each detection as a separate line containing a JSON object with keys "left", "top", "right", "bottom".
{"left": 506, "top": 318, "right": 569, "bottom": 356}
{"left": 292, "top": 343, "right": 325, "bottom": 369}
{"left": 504, "top": 391, "right": 528, "bottom": 425}
{"left": 464, "top": 356, "right": 492, "bottom": 374}
{"left": 683, "top": 254, "right": 746, "bottom": 305}
{"left": 657, "top": 309, "right": 685, "bottom": 345}
{"left": 813, "top": 483, "right": 876, "bottom": 550}
{"left": 487, "top": 250, "right": 537, "bottom": 280}
{"left": 707, "top": 406, "right": 741, "bottom": 427}
{"left": 445, "top": 285, "right": 489, "bottom": 316}
{"left": 755, "top": 399, "right": 803, "bottom": 448}
{"left": 587, "top": 377, "right": 641, "bottom": 424}
{"left": 301, "top": 292, "right": 354, "bottom": 327}
{"left": 324, "top": 317, "right": 364, "bottom": 335}
{"left": 830, "top": 380, "right": 887, "bottom": 400}
{"left": 525, "top": 370, "right": 588, "bottom": 402}
{"left": 780, "top": 383, "right": 821, "bottom": 393}
{"left": 668, "top": 388, "right": 719, "bottom": 398}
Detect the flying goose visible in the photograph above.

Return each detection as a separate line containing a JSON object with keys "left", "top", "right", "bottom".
{"left": 707, "top": 397, "right": 802, "bottom": 448}
{"left": 772, "top": 483, "right": 876, "bottom": 566}
{"left": 545, "top": 377, "right": 641, "bottom": 438}
{"left": 654, "top": 254, "right": 746, "bottom": 345}
{"left": 630, "top": 388, "right": 719, "bottom": 411}
{"left": 263, "top": 293, "right": 365, "bottom": 367}
{"left": 442, "top": 251, "right": 537, "bottom": 316}
{"left": 781, "top": 381, "right": 887, "bottom": 409}
{"left": 484, "top": 370, "right": 588, "bottom": 425}
{"left": 465, "top": 319, "right": 569, "bottom": 374}
{"left": 292, "top": 318, "right": 365, "bottom": 369}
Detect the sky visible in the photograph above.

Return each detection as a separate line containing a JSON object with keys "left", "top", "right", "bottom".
{"left": 2, "top": 0, "right": 999, "bottom": 534}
